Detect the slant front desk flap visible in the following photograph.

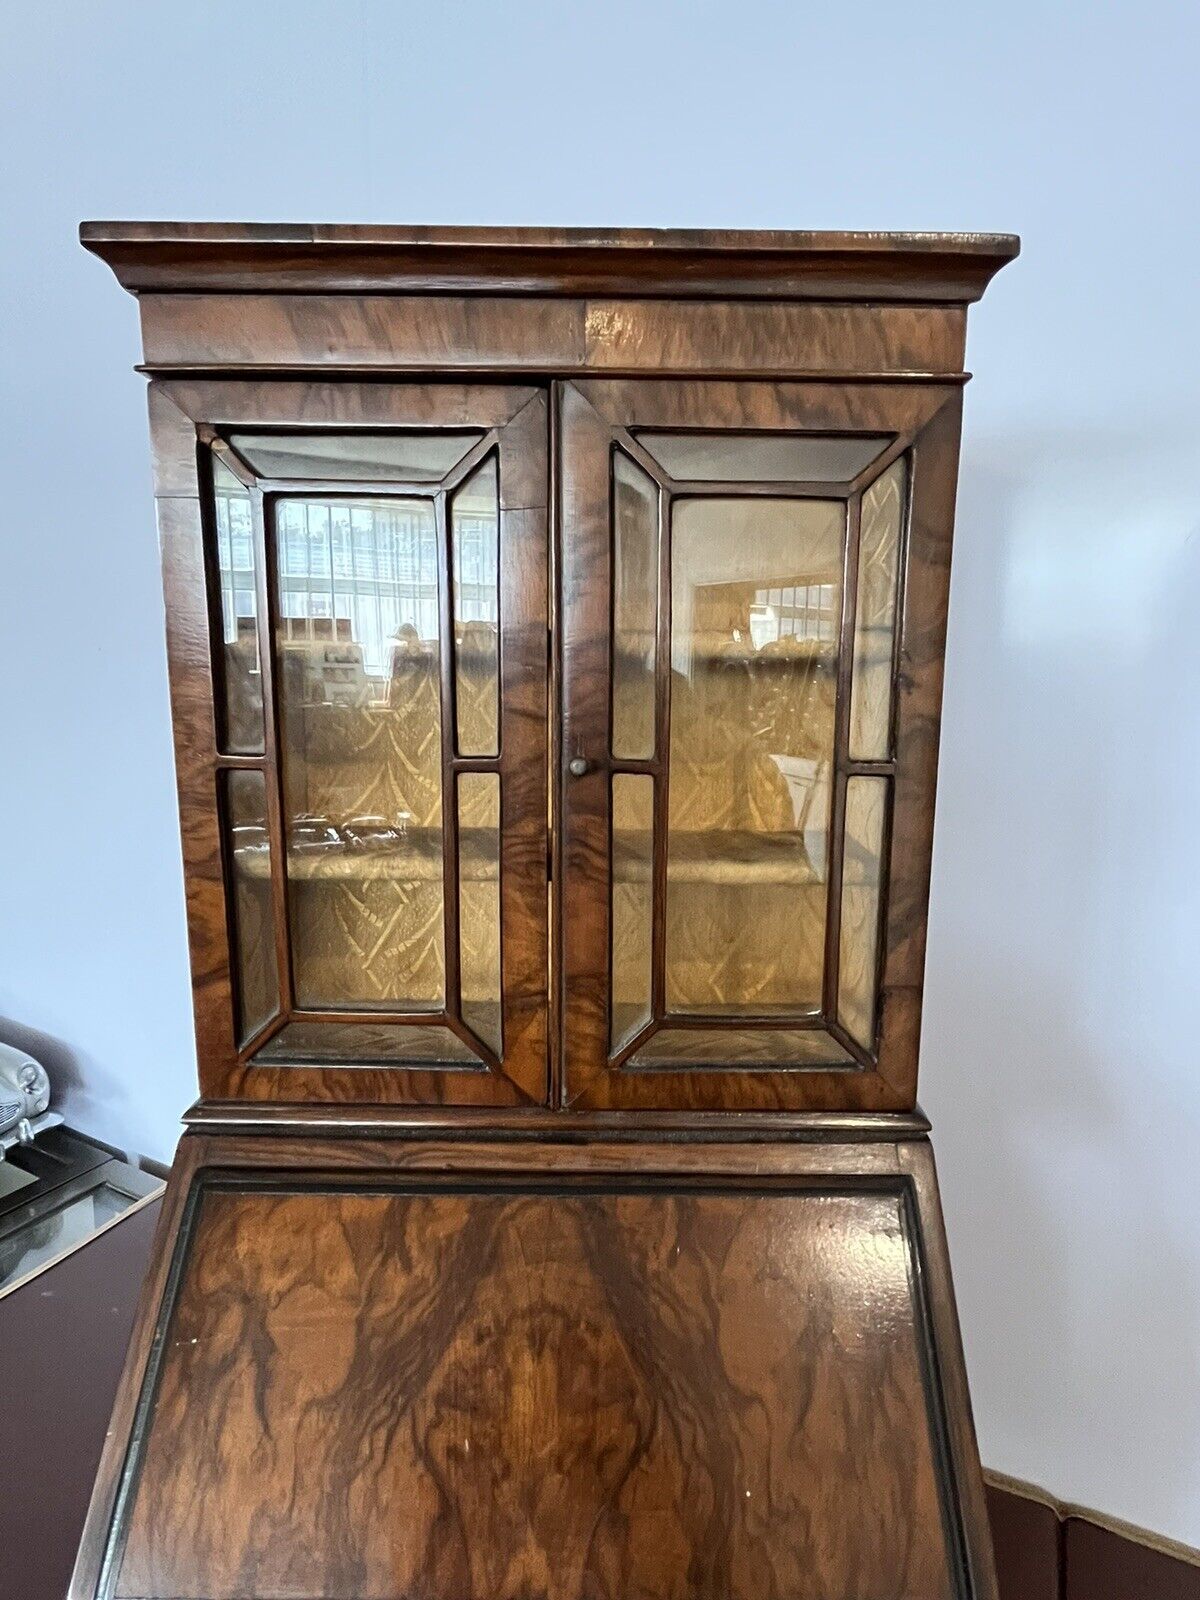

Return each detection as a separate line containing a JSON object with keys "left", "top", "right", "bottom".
{"left": 72, "top": 224, "right": 1017, "bottom": 1600}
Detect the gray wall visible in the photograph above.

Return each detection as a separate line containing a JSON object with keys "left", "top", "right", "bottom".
{"left": 2, "top": 0, "right": 1197, "bottom": 1547}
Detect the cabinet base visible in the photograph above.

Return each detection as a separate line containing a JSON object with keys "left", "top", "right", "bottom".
{"left": 72, "top": 1128, "right": 996, "bottom": 1600}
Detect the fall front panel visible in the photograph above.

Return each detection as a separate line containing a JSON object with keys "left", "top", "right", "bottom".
{"left": 101, "top": 1172, "right": 971, "bottom": 1600}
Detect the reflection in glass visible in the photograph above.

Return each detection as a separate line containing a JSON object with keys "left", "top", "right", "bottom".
{"left": 222, "top": 769, "right": 279, "bottom": 1044}
{"left": 274, "top": 495, "right": 445, "bottom": 1011}
{"left": 637, "top": 432, "right": 890, "bottom": 484}
{"left": 230, "top": 432, "right": 483, "bottom": 483}
{"left": 849, "top": 460, "right": 906, "bottom": 761}
{"left": 0, "top": 1184, "right": 149, "bottom": 1294}
{"left": 629, "top": 1027, "right": 853, "bottom": 1069}
{"left": 253, "top": 1020, "right": 483, "bottom": 1067}
{"left": 611, "top": 773, "right": 654, "bottom": 1052}
{"left": 666, "top": 498, "right": 843, "bottom": 1019}
{"left": 611, "top": 451, "right": 658, "bottom": 760}
{"left": 458, "top": 772, "right": 502, "bottom": 1056}
{"left": 838, "top": 777, "right": 889, "bottom": 1051}
{"left": 451, "top": 457, "right": 500, "bottom": 757}
{"left": 211, "top": 458, "right": 263, "bottom": 754}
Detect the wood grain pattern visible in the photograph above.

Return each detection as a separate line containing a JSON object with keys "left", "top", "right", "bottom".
{"left": 76, "top": 225, "right": 1014, "bottom": 1600}
{"left": 108, "top": 1167, "right": 966, "bottom": 1600}
{"left": 82, "top": 220, "right": 1019, "bottom": 301}
{"left": 874, "top": 395, "right": 964, "bottom": 1100}
{"left": 583, "top": 299, "right": 967, "bottom": 377}
{"left": 146, "top": 379, "right": 550, "bottom": 1106}
{"left": 136, "top": 294, "right": 967, "bottom": 379}
{"left": 559, "top": 379, "right": 964, "bottom": 1112}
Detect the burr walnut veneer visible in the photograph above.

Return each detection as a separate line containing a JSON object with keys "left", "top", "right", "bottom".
{"left": 72, "top": 223, "right": 1017, "bottom": 1600}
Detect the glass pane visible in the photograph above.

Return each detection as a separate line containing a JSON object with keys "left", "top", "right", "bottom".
{"left": 637, "top": 432, "right": 890, "bottom": 484}
{"left": 458, "top": 772, "right": 501, "bottom": 1056}
{"left": 611, "top": 773, "right": 654, "bottom": 1052}
{"left": 666, "top": 498, "right": 842, "bottom": 1015}
{"left": 629, "top": 1027, "right": 853, "bottom": 1069}
{"left": 611, "top": 450, "right": 658, "bottom": 760}
{"left": 252, "top": 1020, "right": 483, "bottom": 1067}
{"left": 230, "top": 432, "right": 483, "bottom": 483}
{"left": 451, "top": 457, "right": 499, "bottom": 757}
{"left": 838, "top": 776, "right": 889, "bottom": 1051}
{"left": 222, "top": 769, "right": 279, "bottom": 1044}
{"left": 275, "top": 495, "right": 445, "bottom": 1011}
{"left": 0, "top": 1184, "right": 146, "bottom": 1293}
{"left": 849, "top": 460, "right": 906, "bottom": 761}
{"left": 211, "top": 458, "right": 263, "bottom": 754}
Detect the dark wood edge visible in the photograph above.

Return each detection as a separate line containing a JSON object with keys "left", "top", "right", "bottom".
{"left": 492, "top": 393, "right": 552, "bottom": 1105}
{"left": 146, "top": 377, "right": 550, "bottom": 1108}
{"left": 560, "top": 378, "right": 964, "bottom": 1113}
{"left": 157, "top": 377, "right": 539, "bottom": 431}
{"left": 872, "top": 394, "right": 964, "bottom": 1102}
{"left": 899, "top": 1140, "right": 1000, "bottom": 1600}
{"left": 81, "top": 222, "right": 1019, "bottom": 302}
{"left": 180, "top": 1100, "right": 933, "bottom": 1139}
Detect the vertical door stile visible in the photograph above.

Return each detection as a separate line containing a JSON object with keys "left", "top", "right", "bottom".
{"left": 548, "top": 382, "right": 564, "bottom": 1106}
{"left": 649, "top": 479, "right": 672, "bottom": 1029}
{"left": 558, "top": 383, "right": 616, "bottom": 1098}
{"left": 823, "top": 487, "right": 862, "bottom": 1047}
{"left": 436, "top": 487, "right": 476, "bottom": 1062}
{"left": 252, "top": 487, "right": 297, "bottom": 1029}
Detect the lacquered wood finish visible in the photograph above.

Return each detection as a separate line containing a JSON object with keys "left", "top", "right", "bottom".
{"left": 135, "top": 294, "right": 970, "bottom": 379}
{"left": 149, "top": 379, "right": 549, "bottom": 1105}
{"left": 81, "top": 221, "right": 1019, "bottom": 301}
{"left": 72, "top": 1131, "right": 995, "bottom": 1600}
{"left": 559, "top": 379, "right": 963, "bottom": 1111}
{"left": 78, "top": 222, "right": 1014, "bottom": 1600}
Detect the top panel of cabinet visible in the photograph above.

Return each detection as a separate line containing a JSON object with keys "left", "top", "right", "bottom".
{"left": 81, "top": 221, "right": 1019, "bottom": 302}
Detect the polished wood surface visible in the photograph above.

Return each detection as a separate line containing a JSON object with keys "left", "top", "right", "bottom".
{"left": 134, "top": 293, "right": 970, "bottom": 379}
{"left": 31, "top": 1204, "right": 1175, "bottom": 1600}
{"left": 76, "top": 223, "right": 1015, "bottom": 1600}
{"left": 559, "top": 379, "right": 962, "bottom": 1111}
{"left": 149, "top": 379, "right": 549, "bottom": 1105}
{"left": 111, "top": 229, "right": 1012, "bottom": 1116}
{"left": 73, "top": 1132, "right": 989, "bottom": 1600}
{"left": 82, "top": 221, "right": 1018, "bottom": 300}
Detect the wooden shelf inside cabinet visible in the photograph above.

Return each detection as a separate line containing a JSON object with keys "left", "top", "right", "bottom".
{"left": 71, "top": 221, "right": 1016, "bottom": 1600}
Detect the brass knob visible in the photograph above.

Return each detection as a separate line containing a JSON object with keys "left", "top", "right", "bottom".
{"left": 567, "top": 757, "right": 590, "bottom": 778}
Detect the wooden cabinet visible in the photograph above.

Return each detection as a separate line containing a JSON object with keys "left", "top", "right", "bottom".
{"left": 71, "top": 224, "right": 1016, "bottom": 1600}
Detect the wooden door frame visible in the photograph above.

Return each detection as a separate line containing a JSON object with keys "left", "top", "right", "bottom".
{"left": 147, "top": 378, "right": 550, "bottom": 1107}
{"left": 557, "top": 378, "right": 964, "bottom": 1112}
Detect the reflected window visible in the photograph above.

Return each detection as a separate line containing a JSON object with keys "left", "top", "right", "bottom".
{"left": 211, "top": 459, "right": 263, "bottom": 753}
{"left": 274, "top": 495, "right": 446, "bottom": 1013}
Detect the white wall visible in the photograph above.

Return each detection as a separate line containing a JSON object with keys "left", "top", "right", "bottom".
{"left": 2, "top": 0, "right": 1197, "bottom": 1549}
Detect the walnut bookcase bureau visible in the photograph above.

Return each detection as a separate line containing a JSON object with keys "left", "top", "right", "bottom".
{"left": 71, "top": 224, "right": 1018, "bottom": 1600}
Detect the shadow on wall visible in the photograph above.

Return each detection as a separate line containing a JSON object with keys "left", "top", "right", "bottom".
{"left": 923, "top": 419, "right": 1200, "bottom": 1543}
{"left": 0, "top": 1014, "right": 138, "bottom": 1157}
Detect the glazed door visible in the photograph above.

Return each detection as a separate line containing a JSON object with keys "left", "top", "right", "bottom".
{"left": 149, "top": 380, "right": 549, "bottom": 1105}
{"left": 558, "top": 379, "right": 963, "bottom": 1110}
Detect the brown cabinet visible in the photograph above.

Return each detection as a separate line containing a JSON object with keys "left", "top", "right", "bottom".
{"left": 72, "top": 224, "right": 1016, "bottom": 1600}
